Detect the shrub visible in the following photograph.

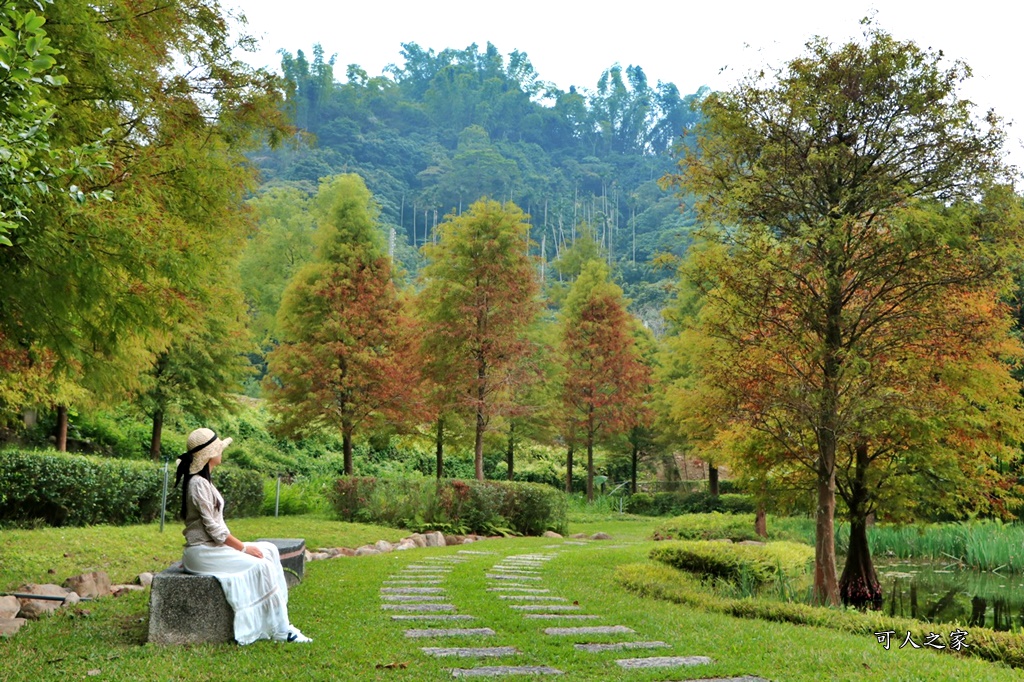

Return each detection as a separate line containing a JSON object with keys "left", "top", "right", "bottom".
{"left": 328, "top": 477, "right": 568, "bottom": 536}
{"left": 210, "top": 466, "right": 263, "bottom": 518}
{"left": 625, "top": 491, "right": 755, "bottom": 516}
{"left": 260, "top": 475, "right": 333, "bottom": 516}
{"left": 0, "top": 449, "right": 164, "bottom": 526}
{"left": 650, "top": 540, "right": 814, "bottom": 585}
{"left": 652, "top": 512, "right": 813, "bottom": 544}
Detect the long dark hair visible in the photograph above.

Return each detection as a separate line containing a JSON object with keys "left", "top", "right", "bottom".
{"left": 174, "top": 433, "right": 219, "bottom": 520}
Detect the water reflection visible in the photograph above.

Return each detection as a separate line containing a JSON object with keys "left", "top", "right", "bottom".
{"left": 877, "top": 560, "right": 1024, "bottom": 631}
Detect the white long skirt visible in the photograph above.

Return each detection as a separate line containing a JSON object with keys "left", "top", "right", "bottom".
{"left": 182, "top": 541, "right": 290, "bottom": 645}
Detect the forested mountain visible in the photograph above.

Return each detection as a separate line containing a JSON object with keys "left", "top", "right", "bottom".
{"left": 251, "top": 42, "right": 708, "bottom": 327}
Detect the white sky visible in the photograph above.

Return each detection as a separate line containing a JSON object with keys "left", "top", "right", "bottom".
{"left": 227, "top": 0, "right": 1024, "bottom": 170}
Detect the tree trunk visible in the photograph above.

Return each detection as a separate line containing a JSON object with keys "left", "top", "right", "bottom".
{"left": 565, "top": 444, "right": 574, "bottom": 494}
{"left": 812, "top": 286, "right": 842, "bottom": 606}
{"left": 708, "top": 463, "right": 719, "bottom": 497}
{"left": 630, "top": 440, "right": 638, "bottom": 494}
{"left": 755, "top": 502, "right": 767, "bottom": 538}
{"left": 150, "top": 409, "right": 164, "bottom": 461}
{"left": 343, "top": 429, "right": 353, "bottom": 476}
{"left": 812, "top": 463, "right": 840, "bottom": 605}
{"left": 55, "top": 404, "right": 68, "bottom": 452}
{"left": 435, "top": 417, "right": 444, "bottom": 479}
{"left": 840, "top": 443, "right": 882, "bottom": 610}
{"left": 474, "top": 408, "right": 485, "bottom": 481}
{"left": 506, "top": 421, "right": 515, "bottom": 481}
{"left": 586, "top": 435, "right": 595, "bottom": 503}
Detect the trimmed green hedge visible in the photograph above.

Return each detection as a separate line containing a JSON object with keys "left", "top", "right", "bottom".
{"left": 330, "top": 476, "right": 568, "bottom": 536}
{"left": 650, "top": 539, "right": 814, "bottom": 584}
{"left": 618, "top": 562, "right": 1024, "bottom": 669}
{"left": 625, "top": 491, "right": 755, "bottom": 516}
{"left": 0, "top": 449, "right": 264, "bottom": 527}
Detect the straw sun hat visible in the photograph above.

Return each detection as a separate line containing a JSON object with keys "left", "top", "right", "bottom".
{"left": 185, "top": 427, "right": 233, "bottom": 475}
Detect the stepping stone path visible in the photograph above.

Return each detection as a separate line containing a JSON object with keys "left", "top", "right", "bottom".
{"left": 378, "top": 543, "right": 766, "bottom": 679}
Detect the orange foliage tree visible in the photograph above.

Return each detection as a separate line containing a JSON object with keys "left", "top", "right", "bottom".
{"left": 265, "top": 175, "right": 419, "bottom": 475}
{"left": 561, "top": 261, "right": 652, "bottom": 501}
{"left": 415, "top": 199, "right": 541, "bottom": 481}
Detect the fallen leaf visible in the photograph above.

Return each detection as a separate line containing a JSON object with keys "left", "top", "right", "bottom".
{"left": 375, "top": 662, "right": 409, "bottom": 669}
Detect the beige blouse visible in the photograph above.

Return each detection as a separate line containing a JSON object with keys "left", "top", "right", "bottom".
{"left": 182, "top": 476, "right": 230, "bottom": 547}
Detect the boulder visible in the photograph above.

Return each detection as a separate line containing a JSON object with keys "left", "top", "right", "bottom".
{"left": 335, "top": 547, "right": 357, "bottom": 557}
{"left": 136, "top": 572, "right": 154, "bottom": 588}
{"left": 590, "top": 532, "right": 612, "bottom": 540}
{"left": 0, "top": 618, "right": 26, "bottom": 637}
{"left": 62, "top": 592, "right": 81, "bottom": 606}
{"left": 424, "top": 531, "right": 446, "bottom": 547}
{"left": 16, "top": 584, "right": 72, "bottom": 620}
{"left": 442, "top": 534, "right": 464, "bottom": 546}
{"left": 542, "top": 531, "right": 563, "bottom": 539}
{"left": 394, "top": 539, "right": 417, "bottom": 551}
{"left": 570, "top": 533, "right": 588, "bottom": 539}
{"left": 409, "top": 534, "right": 427, "bottom": 548}
{"left": 63, "top": 571, "right": 111, "bottom": 599}
{"left": 374, "top": 540, "right": 394, "bottom": 553}
{"left": 0, "top": 596, "right": 20, "bottom": 620}
{"left": 307, "top": 552, "right": 330, "bottom": 561}
{"left": 354, "top": 546, "right": 380, "bottom": 557}
{"left": 112, "top": 585, "right": 145, "bottom": 597}
{"left": 462, "top": 536, "right": 476, "bottom": 544}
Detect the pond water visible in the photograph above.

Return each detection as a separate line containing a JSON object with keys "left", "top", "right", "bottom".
{"left": 875, "top": 559, "right": 1024, "bottom": 631}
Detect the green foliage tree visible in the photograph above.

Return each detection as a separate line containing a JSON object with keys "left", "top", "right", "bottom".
{"left": 667, "top": 24, "right": 1017, "bottom": 606}
{"left": 265, "top": 174, "right": 418, "bottom": 475}
{"left": 416, "top": 199, "right": 541, "bottom": 480}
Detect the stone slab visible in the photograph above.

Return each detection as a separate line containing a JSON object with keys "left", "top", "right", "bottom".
{"left": 148, "top": 564, "right": 233, "bottom": 645}
{"left": 456, "top": 550, "right": 496, "bottom": 555}
{"left": 0, "top": 595, "right": 20, "bottom": 619}
{"left": 451, "top": 666, "right": 563, "bottom": 677}
{"left": 382, "top": 603, "right": 454, "bottom": 611}
{"left": 524, "top": 614, "right": 599, "bottom": 620}
{"left": 0, "top": 618, "right": 27, "bottom": 637}
{"left": 486, "top": 574, "right": 540, "bottom": 581}
{"left": 563, "top": 541, "right": 588, "bottom": 546}
{"left": 384, "top": 580, "right": 444, "bottom": 585}
{"left": 544, "top": 626, "right": 634, "bottom": 635}
{"left": 256, "top": 538, "right": 305, "bottom": 587}
{"left": 392, "top": 615, "right": 476, "bottom": 621}
{"left": 382, "top": 595, "right": 448, "bottom": 602}
{"left": 499, "top": 595, "right": 566, "bottom": 601}
{"left": 678, "top": 678, "right": 769, "bottom": 682}
{"left": 574, "top": 641, "right": 670, "bottom": 652}
{"left": 509, "top": 605, "right": 580, "bottom": 611}
{"left": 381, "top": 587, "right": 446, "bottom": 594}
{"left": 615, "top": 656, "right": 713, "bottom": 669}
{"left": 486, "top": 587, "right": 549, "bottom": 593}
{"left": 404, "top": 628, "right": 495, "bottom": 638}
{"left": 422, "top": 646, "right": 519, "bottom": 658}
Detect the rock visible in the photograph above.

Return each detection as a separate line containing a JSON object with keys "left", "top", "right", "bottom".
{"left": 462, "top": 536, "right": 476, "bottom": 544}
{"left": 424, "top": 531, "right": 446, "bottom": 547}
{"left": 0, "top": 618, "right": 26, "bottom": 637}
{"left": 317, "top": 547, "right": 341, "bottom": 558}
{"left": 303, "top": 550, "right": 313, "bottom": 562}
{"left": 0, "top": 596, "right": 20, "bottom": 619}
{"left": 738, "top": 540, "right": 766, "bottom": 546}
{"left": 335, "top": 547, "right": 357, "bottom": 557}
{"left": 355, "top": 546, "right": 381, "bottom": 557}
{"left": 111, "top": 585, "right": 145, "bottom": 597}
{"left": 374, "top": 540, "right": 395, "bottom": 553}
{"left": 16, "top": 584, "right": 72, "bottom": 620}
{"left": 443, "top": 534, "right": 464, "bottom": 546}
{"left": 63, "top": 571, "right": 112, "bottom": 599}
{"left": 62, "top": 592, "right": 81, "bottom": 606}
{"left": 307, "top": 552, "right": 330, "bottom": 561}
{"left": 590, "top": 532, "right": 612, "bottom": 540}
{"left": 570, "top": 533, "right": 588, "bottom": 539}
{"left": 542, "top": 531, "right": 563, "bottom": 539}
{"left": 395, "top": 539, "right": 417, "bottom": 551}
{"left": 409, "top": 534, "right": 428, "bottom": 548}
{"left": 136, "top": 572, "right": 154, "bottom": 588}
{"left": 148, "top": 565, "right": 233, "bottom": 645}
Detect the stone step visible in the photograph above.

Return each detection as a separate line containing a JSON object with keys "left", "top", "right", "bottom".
{"left": 486, "top": 575, "right": 541, "bottom": 581}
{"left": 498, "top": 595, "right": 566, "bottom": 601}
{"left": 381, "top": 587, "right": 446, "bottom": 594}
{"left": 391, "top": 615, "right": 476, "bottom": 621}
{"left": 421, "top": 646, "right": 519, "bottom": 658}
{"left": 382, "top": 603, "right": 455, "bottom": 612}
{"left": 615, "top": 655, "right": 712, "bottom": 669}
{"left": 544, "top": 625, "right": 634, "bottom": 635}
{"left": 523, "top": 614, "right": 600, "bottom": 620}
{"left": 509, "top": 605, "right": 580, "bottom": 611}
{"left": 404, "top": 627, "right": 496, "bottom": 638}
{"left": 486, "top": 587, "right": 549, "bottom": 593}
{"left": 381, "top": 595, "right": 448, "bottom": 602}
{"left": 574, "top": 641, "right": 669, "bottom": 652}
{"left": 450, "top": 666, "right": 563, "bottom": 677}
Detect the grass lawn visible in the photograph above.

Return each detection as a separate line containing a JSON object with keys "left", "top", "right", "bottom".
{"left": 0, "top": 513, "right": 1020, "bottom": 681}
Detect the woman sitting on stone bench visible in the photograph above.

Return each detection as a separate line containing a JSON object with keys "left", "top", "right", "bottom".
{"left": 176, "top": 428, "right": 312, "bottom": 645}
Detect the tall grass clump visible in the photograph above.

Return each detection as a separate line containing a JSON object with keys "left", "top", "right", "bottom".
{"left": 867, "top": 520, "right": 1024, "bottom": 572}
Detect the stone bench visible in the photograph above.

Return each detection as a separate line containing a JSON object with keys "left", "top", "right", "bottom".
{"left": 148, "top": 538, "right": 304, "bottom": 645}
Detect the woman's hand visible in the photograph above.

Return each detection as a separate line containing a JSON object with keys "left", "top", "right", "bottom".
{"left": 242, "top": 544, "right": 264, "bottom": 559}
